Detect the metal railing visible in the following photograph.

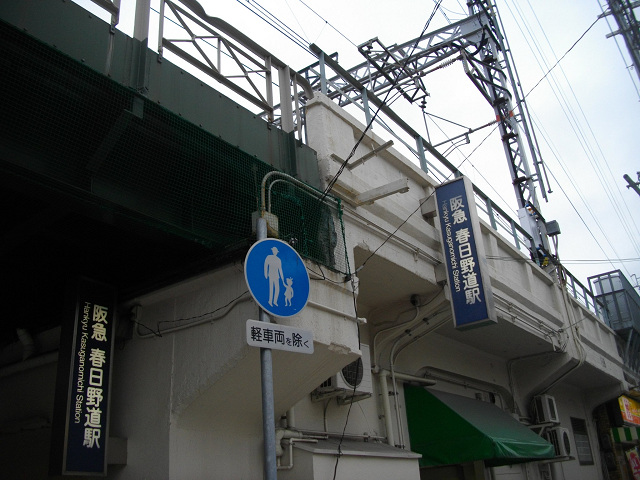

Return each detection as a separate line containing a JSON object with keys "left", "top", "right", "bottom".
{"left": 301, "top": 45, "right": 610, "bottom": 324}
{"left": 87, "top": 0, "right": 120, "bottom": 22}
{"left": 564, "top": 268, "right": 609, "bottom": 323}
{"left": 78, "top": 0, "right": 608, "bottom": 323}
{"left": 300, "top": 45, "right": 537, "bottom": 256}
{"left": 156, "top": 0, "right": 312, "bottom": 141}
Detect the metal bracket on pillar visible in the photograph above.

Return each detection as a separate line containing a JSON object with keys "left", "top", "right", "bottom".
{"left": 362, "top": 88, "right": 372, "bottom": 125}
{"left": 131, "top": 0, "right": 151, "bottom": 93}
{"left": 416, "top": 136, "right": 428, "bottom": 173}
{"left": 356, "top": 178, "right": 409, "bottom": 205}
{"left": 319, "top": 51, "right": 328, "bottom": 95}
{"left": 346, "top": 140, "right": 394, "bottom": 170}
{"left": 624, "top": 173, "right": 640, "bottom": 198}
{"left": 278, "top": 65, "right": 294, "bottom": 133}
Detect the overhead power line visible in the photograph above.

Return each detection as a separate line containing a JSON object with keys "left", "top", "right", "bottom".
{"left": 296, "top": 0, "right": 358, "bottom": 47}
{"left": 321, "top": 0, "right": 444, "bottom": 202}
{"left": 234, "top": 0, "right": 310, "bottom": 52}
{"left": 522, "top": 17, "right": 600, "bottom": 99}
{"left": 487, "top": 255, "right": 640, "bottom": 264}
{"left": 505, "top": 0, "right": 640, "bottom": 273}
{"left": 215, "top": 0, "right": 638, "bottom": 282}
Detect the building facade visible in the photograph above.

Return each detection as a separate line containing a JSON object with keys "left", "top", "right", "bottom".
{"left": 1, "top": 1, "right": 639, "bottom": 479}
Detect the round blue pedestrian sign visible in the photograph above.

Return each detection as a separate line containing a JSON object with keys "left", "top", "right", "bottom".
{"left": 244, "top": 238, "right": 310, "bottom": 317}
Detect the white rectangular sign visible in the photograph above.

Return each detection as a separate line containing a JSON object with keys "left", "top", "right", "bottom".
{"left": 246, "top": 319, "right": 314, "bottom": 354}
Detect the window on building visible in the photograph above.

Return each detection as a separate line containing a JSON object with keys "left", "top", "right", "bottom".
{"left": 570, "top": 417, "right": 594, "bottom": 465}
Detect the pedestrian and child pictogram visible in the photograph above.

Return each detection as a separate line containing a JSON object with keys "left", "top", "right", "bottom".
{"left": 244, "top": 238, "right": 310, "bottom": 317}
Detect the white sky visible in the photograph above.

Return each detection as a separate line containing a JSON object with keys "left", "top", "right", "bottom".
{"left": 80, "top": 0, "right": 640, "bottom": 292}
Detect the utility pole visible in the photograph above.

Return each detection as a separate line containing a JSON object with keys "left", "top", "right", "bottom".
{"left": 624, "top": 172, "right": 640, "bottom": 198}
{"left": 603, "top": 0, "right": 640, "bottom": 85}
{"left": 255, "top": 217, "right": 277, "bottom": 480}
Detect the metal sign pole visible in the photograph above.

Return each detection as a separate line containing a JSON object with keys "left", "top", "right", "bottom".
{"left": 256, "top": 217, "right": 277, "bottom": 480}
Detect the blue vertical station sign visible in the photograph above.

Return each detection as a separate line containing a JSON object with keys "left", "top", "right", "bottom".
{"left": 50, "top": 277, "right": 116, "bottom": 476}
{"left": 435, "top": 176, "right": 497, "bottom": 330}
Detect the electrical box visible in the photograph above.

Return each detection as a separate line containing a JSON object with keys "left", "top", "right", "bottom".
{"left": 545, "top": 220, "right": 561, "bottom": 236}
{"left": 251, "top": 211, "right": 279, "bottom": 237}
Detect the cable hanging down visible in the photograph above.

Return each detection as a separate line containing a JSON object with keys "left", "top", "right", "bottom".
{"left": 321, "top": 0, "right": 444, "bottom": 204}
{"left": 328, "top": 5, "right": 445, "bottom": 478}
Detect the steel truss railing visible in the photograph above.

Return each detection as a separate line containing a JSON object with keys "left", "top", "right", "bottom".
{"left": 82, "top": 0, "right": 605, "bottom": 322}
{"left": 295, "top": 6, "right": 606, "bottom": 322}
{"left": 155, "top": 0, "right": 313, "bottom": 140}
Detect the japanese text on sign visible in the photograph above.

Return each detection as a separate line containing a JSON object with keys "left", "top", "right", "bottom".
{"left": 246, "top": 319, "right": 314, "bottom": 354}
{"left": 74, "top": 302, "right": 109, "bottom": 449}
{"left": 435, "top": 176, "right": 496, "bottom": 330}
{"left": 440, "top": 196, "right": 482, "bottom": 305}
{"left": 51, "top": 278, "right": 115, "bottom": 476}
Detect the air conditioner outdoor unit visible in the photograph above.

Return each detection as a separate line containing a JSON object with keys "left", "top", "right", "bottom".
{"left": 546, "top": 427, "right": 571, "bottom": 457}
{"left": 534, "top": 394, "right": 560, "bottom": 423}
{"left": 314, "top": 345, "right": 373, "bottom": 403}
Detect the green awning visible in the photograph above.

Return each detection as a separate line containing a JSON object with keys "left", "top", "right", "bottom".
{"left": 404, "top": 385, "right": 555, "bottom": 467}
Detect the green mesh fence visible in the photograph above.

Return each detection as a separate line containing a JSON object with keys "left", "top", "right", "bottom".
{"left": 0, "top": 19, "right": 350, "bottom": 275}
{"left": 265, "top": 179, "right": 347, "bottom": 274}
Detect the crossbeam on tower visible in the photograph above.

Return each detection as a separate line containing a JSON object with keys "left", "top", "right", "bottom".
{"left": 350, "top": 0, "right": 553, "bottom": 252}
